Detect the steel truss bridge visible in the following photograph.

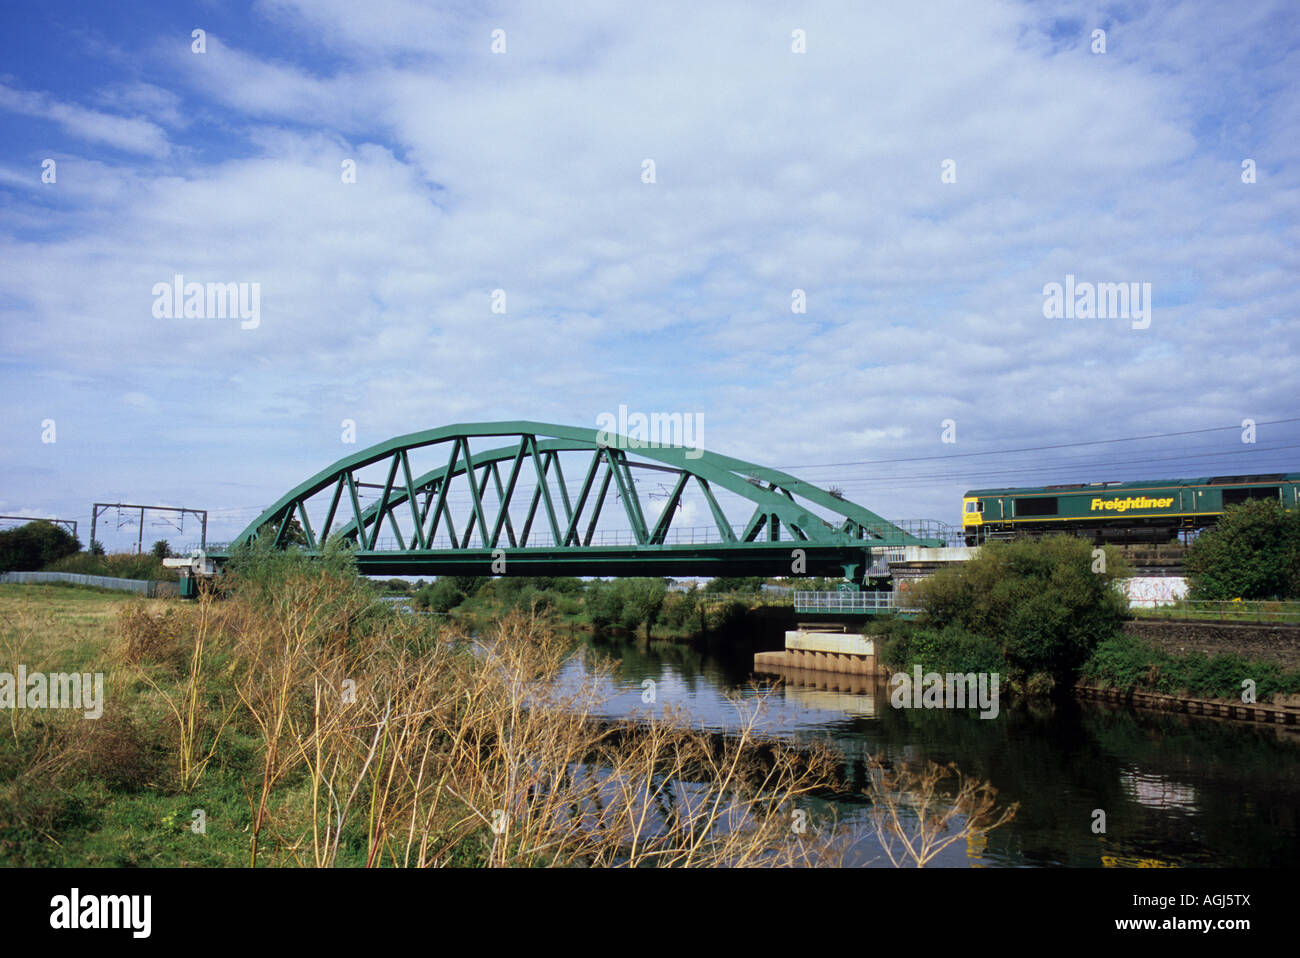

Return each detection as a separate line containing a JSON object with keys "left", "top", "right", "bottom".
{"left": 211, "top": 422, "right": 943, "bottom": 578}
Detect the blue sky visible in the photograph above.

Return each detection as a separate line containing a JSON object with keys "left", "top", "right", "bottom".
{"left": 1, "top": 0, "right": 1297, "bottom": 550}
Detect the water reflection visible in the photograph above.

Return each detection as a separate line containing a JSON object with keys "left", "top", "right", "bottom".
{"left": 1119, "top": 768, "right": 1198, "bottom": 812}
{"left": 562, "top": 634, "right": 1300, "bottom": 867}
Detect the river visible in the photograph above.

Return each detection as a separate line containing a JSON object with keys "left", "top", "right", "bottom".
{"left": 558, "top": 633, "right": 1300, "bottom": 867}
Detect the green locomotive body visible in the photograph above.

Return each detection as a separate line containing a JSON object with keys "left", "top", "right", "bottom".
{"left": 961, "top": 473, "right": 1300, "bottom": 546}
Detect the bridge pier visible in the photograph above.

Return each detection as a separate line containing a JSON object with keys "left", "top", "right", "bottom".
{"left": 755, "top": 625, "right": 880, "bottom": 677}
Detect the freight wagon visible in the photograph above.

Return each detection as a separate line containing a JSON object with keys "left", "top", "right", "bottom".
{"left": 961, "top": 473, "right": 1300, "bottom": 546}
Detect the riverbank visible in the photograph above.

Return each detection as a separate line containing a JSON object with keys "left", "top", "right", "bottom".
{"left": 0, "top": 576, "right": 1010, "bottom": 867}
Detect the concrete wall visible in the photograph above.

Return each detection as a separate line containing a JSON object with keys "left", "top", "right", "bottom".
{"left": 1124, "top": 576, "right": 1188, "bottom": 607}
{"left": 1122, "top": 619, "right": 1300, "bottom": 670}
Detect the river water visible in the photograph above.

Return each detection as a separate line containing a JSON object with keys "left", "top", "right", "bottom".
{"left": 560, "top": 633, "right": 1300, "bottom": 867}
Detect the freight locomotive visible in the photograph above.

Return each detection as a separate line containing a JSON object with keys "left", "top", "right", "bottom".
{"left": 961, "top": 473, "right": 1300, "bottom": 546}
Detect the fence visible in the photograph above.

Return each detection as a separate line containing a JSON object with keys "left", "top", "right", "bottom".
{"left": 1130, "top": 599, "right": 1300, "bottom": 624}
{"left": 0, "top": 571, "right": 170, "bottom": 596}
{"left": 793, "top": 591, "right": 919, "bottom": 614}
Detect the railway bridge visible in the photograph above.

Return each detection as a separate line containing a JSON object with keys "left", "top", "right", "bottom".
{"left": 205, "top": 421, "right": 945, "bottom": 580}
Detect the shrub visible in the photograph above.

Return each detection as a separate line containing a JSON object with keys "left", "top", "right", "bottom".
{"left": 113, "top": 603, "right": 180, "bottom": 667}
{"left": 702, "top": 576, "right": 766, "bottom": 593}
{"left": 46, "top": 551, "right": 178, "bottom": 581}
{"left": 618, "top": 578, "right": 666, "bottom": 638}
{"left": 1081, "top": 634, "right": 1300, "bottom": 700}
{"left": 911, "top": 536, "right": 1131, "bottom": 685}
{"left": 0, "top": 521, "right": 81, "bottom": 573}
{"left": 658, "top": 591, "right": 698, "bottom": 630}
{"left": 585, "top": 580, "right": 623, "bottom": 633}
{"left": 1186, "top": 499, "right": 1300, "bottom": 600}
{"left": 880, "top": 624, "right": 1005, "bottom": 676}
{"left": 76, "top": 708, "right": 161, "bottom": 792}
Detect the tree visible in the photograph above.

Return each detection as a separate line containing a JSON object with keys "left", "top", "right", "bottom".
{"left": 450, "top": 575, "right": 487, "bottom": 596}
{"left": 1186, "top": 499, "right": 1300, "bottom": 600}
{"left": 151, "top": 539, "right": 172, "bottom": 560}
{"left": 253, "top": 517, "right": 310, "bottom": 548}
{"left": 581, "top": 578, "right": 670, "bottom": 637}
{"left": 282, "top": 516, "right": 310, "bottom": 547}
{"left": 585, "top": 580, "right": 624, "bottom": 633}
{"left": 619, "top": 578, "right": 667, "bottom": 639}
{"left": 702, "top": 576, "right": 766, "bottom": 593}
{"left": 416, "top": 578, "right": 465, "bottom": 613}
{"left": 90, "top": 539, "right": 105, "bottom": 556}
{"left": 912, "top": 535, "right": 1131, "bottom": 685}
{"left": 0, "top": 521, "right": 83, "bottom": 573}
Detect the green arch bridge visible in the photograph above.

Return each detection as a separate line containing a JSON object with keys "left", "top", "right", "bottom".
{"left": 208, "top": 421, "right": 944, "bottom": 579}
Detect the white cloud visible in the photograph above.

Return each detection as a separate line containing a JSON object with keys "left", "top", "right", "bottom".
{"left": 0, "top": 83, "right": 171, "bottom": 156}
{"left": 1, "top": 0, "right": 1297, "bottom": 542}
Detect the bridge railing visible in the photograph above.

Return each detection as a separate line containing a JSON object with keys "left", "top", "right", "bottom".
{"left": 793, "top": 591, "right": 920, "bottom": 614}
{"left": 880, "top": 520, "right": 963, "bottom": 547}
{"left": 368, "top": 526, "right": 751, "bottom": 550}
{"left": 696, "top": 592, "right": 794, "bottom": 605}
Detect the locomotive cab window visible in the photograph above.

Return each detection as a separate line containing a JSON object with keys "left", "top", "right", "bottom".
{"left": 1014, "top": 497, "right": 1058, "bottom": 517}
{"left": 965, "top": 501, "right": 983, "bottom": 513}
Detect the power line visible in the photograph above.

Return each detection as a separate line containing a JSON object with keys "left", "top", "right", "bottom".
{"left": 771, "top": 417, "right": 1300, "bottom": 471}
{"left": 817, "top": 441, "right": 1300, "bottom": 488}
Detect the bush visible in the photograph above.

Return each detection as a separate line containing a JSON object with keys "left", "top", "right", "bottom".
{"left": 586, "top": 580, "right": 623, "bottom": 633}
{"left": 658, "top": 591, "right": 699, "bottom": 631}
{"left": 0, "top": 521, "right": 81, "bottom": 573}
{"left": 113, "top": 603, "right": 181, "bottom": 666}
{"left": 223, "top": 531, "right": 364, "bottom": 611}
{"left": 1081, "top": 634, "right": 1300, "bottom": 700}
{"left": 702, "top": 576, "right": 766, "bottom": 593}
{"left": 880, "top": 624, "right": 1005, "bottom": 676}
{"left": 1186, "top": 499, "right": 1300, "bottom": 600}
{"left": 911, "top": 536, "right": 1131, "bottom": 685}
{"left": 583, "top": 578, "right": 667, "bottom": 637}
{"left": 706, "top": 599, "right": 750, "bottom": 633}
{"left": 618, "top": 578, "right": 666, "bottom": 638}
{"left": 411, "top": 578, "right": 464, "bottom": 613}
{"left": 46, "top": 551, "right": 178, "bottom": 582}
{"left": 76, "top": 708, "right": 162, "bottom": 791}
{"left": 450, "top": 576, "right": 488, "bottom": 596}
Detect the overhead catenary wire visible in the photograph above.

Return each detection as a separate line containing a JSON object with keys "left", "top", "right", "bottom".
{"left": 767, "top": 416, "right": 1300, "bottom": 471}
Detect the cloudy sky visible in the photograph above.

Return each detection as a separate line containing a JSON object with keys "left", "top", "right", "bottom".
{"left": 1, "top": 0, "right": 1297, "bottom": 550}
